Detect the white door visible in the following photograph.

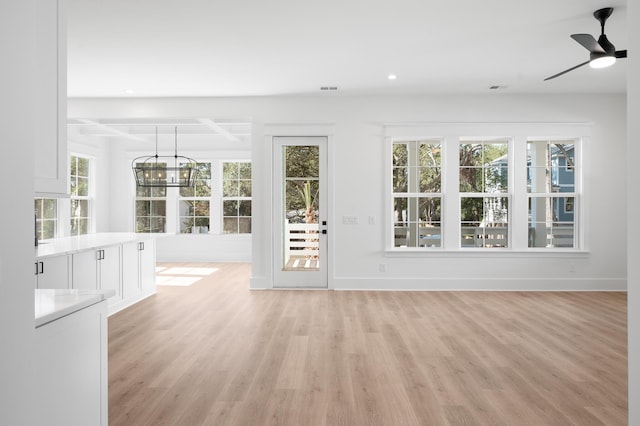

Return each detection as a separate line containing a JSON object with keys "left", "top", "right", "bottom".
{"left": 273, "top": 136, "right": 328, "bottom": 288}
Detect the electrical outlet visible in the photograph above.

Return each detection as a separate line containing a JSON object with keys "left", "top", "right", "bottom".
{"left": 368, "top": 216, "right": 376, "bottom": 225}
{"left": 343, "top": 215, "right": 358, "bottom": 225}
{"left": 379, "top": 263, "right": 386, "bottom": 272}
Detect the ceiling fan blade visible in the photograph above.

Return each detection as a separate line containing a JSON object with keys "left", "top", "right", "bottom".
{"left": 571, "top": 34, "right": 604, "bottom": 53}
{"left": 544, "top": 60, "right": 591, "bottom": 81}
{"left": 615, "top": 50, "right": 627, "bottom": 58}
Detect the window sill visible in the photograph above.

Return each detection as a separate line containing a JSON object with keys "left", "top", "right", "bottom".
{"left": 384, "top": 249, "right": 590, "bottom": 258}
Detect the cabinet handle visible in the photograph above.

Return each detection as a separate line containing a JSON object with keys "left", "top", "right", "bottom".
{"left": 138, "top": 242, "right": 144, "bottom": 251}
{"left": 96, "top": 249, "right": 105, "bottom": 260}
{"left": 35, "top": 262, "right": 39, "bottom": 276}
{"left": 39, "top": 261, "right": 44, "bottom": 275}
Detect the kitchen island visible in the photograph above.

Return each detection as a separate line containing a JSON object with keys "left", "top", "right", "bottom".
{"left": 35, "top": 232, "right": 158, "bottom": 315}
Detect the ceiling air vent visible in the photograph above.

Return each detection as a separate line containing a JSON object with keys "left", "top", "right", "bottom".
{"left": 320, "top": 86, "right": 338, "bottom": 91}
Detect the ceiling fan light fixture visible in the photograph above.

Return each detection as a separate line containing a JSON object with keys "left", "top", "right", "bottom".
{"left": 589, "top": 54, "right": 616, "bottom": 69}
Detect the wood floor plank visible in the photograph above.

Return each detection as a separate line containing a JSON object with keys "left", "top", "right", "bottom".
{"left": 108, "top": 263, "right": 628, "bottom": 425}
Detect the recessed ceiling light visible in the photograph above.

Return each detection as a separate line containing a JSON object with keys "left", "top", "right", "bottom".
{"left": 388, "top": 74, "right": 397, "bottom": 80}
{"left": 124, "top": 89, "right": 135, "bottom": 94}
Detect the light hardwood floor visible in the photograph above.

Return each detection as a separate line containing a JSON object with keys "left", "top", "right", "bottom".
{"left": 108, "top": 263, "right": 628, "bottom": 425}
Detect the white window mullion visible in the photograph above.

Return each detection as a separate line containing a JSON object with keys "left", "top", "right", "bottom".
{"left": 443, "top": 134, "right": 460, "bottom": 250}
{"left": 512, "top": 136, "right": 528, "bottom": 249}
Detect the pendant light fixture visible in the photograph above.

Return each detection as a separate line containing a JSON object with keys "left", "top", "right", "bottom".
{"left": 132, "top": 126, "right": 198, "bottom": 187}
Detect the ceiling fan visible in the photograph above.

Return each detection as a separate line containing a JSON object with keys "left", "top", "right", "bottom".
{"left": 544, "top": 7, "right": 627, "bottom": 81}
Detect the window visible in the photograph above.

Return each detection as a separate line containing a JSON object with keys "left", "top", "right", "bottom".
{"left": 392, "top": 140, "right": 442, "bottom": 247}
{"left": 527, "top": 140, "right": 577, "bottom": 248}
{"left": 459, "top": 140, "right": 509, "bottom": 248}
{"left": 35, "top": 198, "right": 58, "bottom": 240}
{"left": 222, "top": 161, "right": 252, "bottom": 234}
{"left": 135, "top": 162, "right": 167, "bottom": 233}
{"left": 69, "top": 155, "right": 91, "bottom": 235}
{"left": 179, "top": 162, "right": 211, "bottom": 233}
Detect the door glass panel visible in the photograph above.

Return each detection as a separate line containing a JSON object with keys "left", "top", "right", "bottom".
{"left": 282, "top": 145, "right": 320, "bottom": 271}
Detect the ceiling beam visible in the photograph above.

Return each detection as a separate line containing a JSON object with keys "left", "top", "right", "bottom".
{"left": 197, "top": 118, "right": 241, "bottom": 142}
{"left": 75, "top": 118, "right": 148, "bottom": 142}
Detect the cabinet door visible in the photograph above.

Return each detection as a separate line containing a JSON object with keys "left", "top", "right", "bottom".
{"left": 34, "top": 0, "right": 67, "bottom": 195}
{"left": 35, "top": 300, "right": 107, "bottom": 426}
{"left": 121, "top": 242, "right": 140, "bottom": 299}
{"left": 36, "top": 255, "right": 70, "bottom": 289}
{"left": 72, "top": 250, "right": 98, "bottom": 290}
{"left": 99, "top": 245, "right": 121, "bottom": 306}
{"left": 139, "top": 240, "right": 156, "bottom": 292}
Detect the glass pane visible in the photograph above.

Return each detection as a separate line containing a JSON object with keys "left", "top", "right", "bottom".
{"left": 42, "top": 220, "right": 56, "bottom": 239}
{"left": 223, "top": 218, "right": 238, "bottom": 234}
{"left": 393, "top": 197, "right": 408, "bottom": 226}
{"left": 238, "top": 218, "right": 251, "bottom": 233}
{"left": 393, "top": 167, "right": 408, "bottom": 192}
{"left": 461, "top": 197, "right": 509, "bottom": 248}
{"left": 239, "top": 200, "right": 251, "bottom": 217}
{"left": 459, "top": 144, "right": 483, "bottom": 166}
{"left": 485, "top": 165, "right": 508, "bottom": 192}
{"left": 136, "top": 201, "right": 150, "bottom": 217}
{"left": 223, "top": 200, "right": 238, "bottom": 216}
{"left": 179, "top": 185, "right": 195, "bottom": 198}
{"left": 419, "top": 167, "right": 441, "bottom": 192}
{"left": 393, "top": 143, "right": 408, "bottom": 167}
{"left": 238, "top": 162, "right": 251, "bottom": 179}
{"left": 150, "top": 217, "right": 165, "bottom": 233}
{"left": 419, "top": 197, "right": 441, "bottom": 222}
{"left": 194, "top": 217, "right": 209, "bottom": 229}
{"left": 285, "top": 146, "right": 319, "bottom": 178}
{"left": 223, "top": 162, "right": 238, "bottom": 179}
{"left": 151, "top": 201, "right": 166, "bottom": 216}
{"left": 194, "top": 201, "right": 209, "bottom": 216}
{"left": 223, "top": 180, "right": 238, "bottom": 197}
{"left": 239, "top": 180, "right": 252, "bottom": 197}
{"left": 180, "top": 217, "right": 194, "bottom": 234}
{"left": 459, "top": 167, "right": 482, "bottom": 192}
{"left": 77, "top": 157, "right": 89, "bottom": 177}
{"left": 76, "top": 177, "right": 89, "bottom": 196}
{"left": 43, "top": 199, "right": 57, "bottom": 219}
{"left": 419, "top": 143, "right": 441, "bottom": 167}
{"left": 283, "top": 144, "right": 320, "bottom": 271}
{"left": 136, "top": 217, "right": 150, "bottom": 233}
{"left": 528, "top": 196, "right": 575, "bottom": 248}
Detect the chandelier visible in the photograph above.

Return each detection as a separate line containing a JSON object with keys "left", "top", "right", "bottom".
{"left": 132, "top": 126, "right": 198, "bottom": 188}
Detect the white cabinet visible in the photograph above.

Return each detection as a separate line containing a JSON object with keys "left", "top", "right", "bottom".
{"left": 35, "top": 255, "right": 70, "bottom": 289}
{"left": 139, "top": 239, "right": 156, "bottom": 292}
{"left": 122, "top": 241, "right": 140, "bottom": 299}
{"left": 34, "top": 0, "right": 68, "bottom": 196}
{"left": 35, "top": 299, "right": 108, "bottom": 426}
{"left": 73, "top": 245, "right": 122, "bottom": 306}
{"left": 122, "top": 239, "right": 156, "bottom": 298}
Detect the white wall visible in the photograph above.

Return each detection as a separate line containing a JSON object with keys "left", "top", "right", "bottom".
{"left": 0, "top": 2, "right": 37, "bottom": 424}
{"left": 627, "top": 1, "right": 639, "bottom": 423}
{"left": 69, "top": 94, "right": 627, "bottom": 290}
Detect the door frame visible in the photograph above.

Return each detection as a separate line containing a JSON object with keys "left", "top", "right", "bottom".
{"left": 265, "top": 124, "right": 335, "bottom": 289}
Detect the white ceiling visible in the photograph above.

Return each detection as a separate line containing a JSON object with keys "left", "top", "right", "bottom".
{"left": 67, "top": 0, "right": 628, "bottom": 98}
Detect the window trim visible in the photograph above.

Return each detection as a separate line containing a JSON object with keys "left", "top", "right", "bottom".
{"left": 384, "top": 123, "right": 588, "bottom": 255}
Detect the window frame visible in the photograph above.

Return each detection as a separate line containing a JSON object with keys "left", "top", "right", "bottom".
{"left": 69, "top": 154, "right": 93, "bottom": 236}
{"left": 384, "top": 123, "right": 587, "bottom": 256}
{"left": 178, "top": 162, "right": 212, "bottom": 234}
{"left": 220, "top": 160, "right": 252, "bottom": 234}
{"left": 390, "top": 139, "right": 444, "bottom": 249}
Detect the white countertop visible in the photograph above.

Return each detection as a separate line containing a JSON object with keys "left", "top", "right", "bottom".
{"left": 36, "top": 232, "right": 160, "bottom": 258}
{"left": 35, "top": 289, "right": 115, "bottom": 328}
